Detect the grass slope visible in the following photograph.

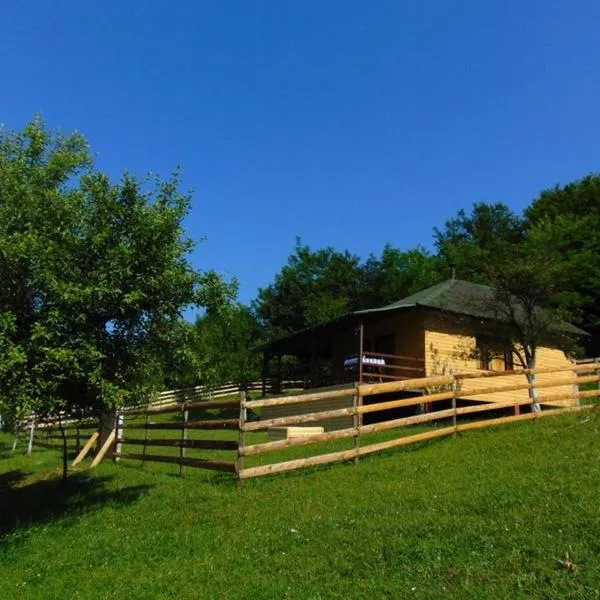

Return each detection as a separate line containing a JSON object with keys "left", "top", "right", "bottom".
{"left": 1, "top": 411, "right": 600, "bottom": 599}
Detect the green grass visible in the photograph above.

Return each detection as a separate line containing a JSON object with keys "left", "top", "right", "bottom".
{"left": 2, "top": 410, "right": 600, "bottom": 599}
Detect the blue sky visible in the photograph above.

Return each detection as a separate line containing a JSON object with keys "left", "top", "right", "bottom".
{"left": 2, "top": 1, "right": 600, "bottom": 305}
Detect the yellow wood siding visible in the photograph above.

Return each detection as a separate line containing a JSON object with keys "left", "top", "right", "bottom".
{"left": 424, "top": 315, "right": 575, "bottom": 406}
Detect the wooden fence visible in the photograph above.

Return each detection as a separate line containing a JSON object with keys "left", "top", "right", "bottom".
{"left": 18, "top": 362, "right": 600, "bottom": 480}
{"left": 236, "top": 361, "right": 600, "bottom": 479}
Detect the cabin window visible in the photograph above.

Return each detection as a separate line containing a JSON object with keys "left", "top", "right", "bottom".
{"left": 477, "top": 336, "right": 514, "bottom": 371}
{"left": 476, "top": 336, "right": 492, "bottom": 370}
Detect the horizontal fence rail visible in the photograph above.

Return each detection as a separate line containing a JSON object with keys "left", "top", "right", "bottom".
{"left": 237, "top": 361, "right": 600, "bottom": 480}
{"left": 16, "top": 362, "right": 600, "bottom": 481}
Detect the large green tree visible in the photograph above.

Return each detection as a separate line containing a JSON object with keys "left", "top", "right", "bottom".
{"left": 525, "top": 174, "right": 600, "bottom": 354}
{"left": 357, "top": 245, "right": 444, "bottom": 309}
{"left": 435, "top": 202, "right": 585, "bottom": 409}
{"left": 253, "top": 239, "right": 363, "bottom": 338}
{"left": 0, "top": 119, "right": 229, "bottom": 474}
{"left": 434, "top": 202, "right": 525, "bottom": 284}
{"left": 253, "top": 240, "right": 444, "bottom": 339}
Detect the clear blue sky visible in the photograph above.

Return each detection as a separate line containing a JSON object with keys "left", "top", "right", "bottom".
{"left": 2, "top": 1, "right": 600, "bottom": 305}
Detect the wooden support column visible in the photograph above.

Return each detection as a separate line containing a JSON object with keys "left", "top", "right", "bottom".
{"left": 237, "top": 391, "right": 247, "bottom": 485}
{"left": 353, "top": 382, "right": 361, "bottom": 464}
{"left": 27, "top": 417, "right": 35, "bottom": 456}
{"left": 358, "top": 320, "right": 364, "bottom": 385}
{"left": 141, "top": 404, "right": 152, "bottom": 469}
{"left": 114, "top": 413, "right": 123, "bottom": 463}
{"left": 451, "top": 375, "right": 458, "bottom": 436}
{"left": 179, "top": 407, "right": 189, "bottom": 476}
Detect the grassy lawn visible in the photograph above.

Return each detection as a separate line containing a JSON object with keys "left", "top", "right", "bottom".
{"left": 2, "top": 410, "right": 600, "bottom": 599}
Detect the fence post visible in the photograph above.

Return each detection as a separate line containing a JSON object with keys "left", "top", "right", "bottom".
{"left": 237, "top": 391, "right": 247, "bottom": 484}
{"left": 452, "top": 375, "right": 458, "bottom": 437}
{"left": 179, "top": 405, "right": 189, "bottom": 476}
{"left": 114, "top": 412, "right": 123, "bottom": 463}
{"left": 141, "top": 401, "right": 152, "bottom": 469}
{"left": 353, "top": 382, "right": 361, "bottom": 463}
{"left": 75, "top": 423, "right": 82, "bottom": 455}
{"left": 27, "top": 417, "right": 36, "bottom": 456}
{"left": 596, "top": 358, "right": 600, "bottom": 406}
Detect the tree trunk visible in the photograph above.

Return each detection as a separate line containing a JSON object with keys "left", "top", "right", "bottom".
{"left": 58, "top": 417, "right": 68, "bottom": 482}
{"left": 527, "top": 352, "right": 541, "bottom": 413}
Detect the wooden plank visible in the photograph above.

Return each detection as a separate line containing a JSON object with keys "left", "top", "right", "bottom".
{"left": 114, "top": 451, "right": 237, "bottom": 472}
{"left": 456, "top": 401, "right": 518, "bottom": 416}
{"left": 362, "top": 373, "right": 413, "bottom": 382}
{"left": 362, "top": 351, "right": 425, "bottom": 363}
{"left": 242, "top": 406, "right": 356, "bottom": 432}
{"left": 576, "top": 389, "right": 600, "bottom": 401}
{"left": 359, "top": 390, "right": 453, "bottom": 414}
{"left": 117, "top": 438, "right": 238, "bottom": 450}
{"left": 353, "top": 384, "right": 360, "bottom": 464}
{"left": 455, "top": 362, "right": 599, "bottom": 381}
{"left": 127, "top": 398, "right": 240, "bottom": 416}
{"left": 359, "top": 375, "right": 454, "bottom": 397}
{"left": 239, "top": 447, "right": 358, "bottom": 479}
{"left": 245, "top": 386, "right": 353, "bottom": 410}
{"left": 90, "top": 429, "right": 116, "bottom": 468}
{"left": 358, "top": 426, "right": 456, "bottom": 457}
{"left": 237, "top": 391, "right": 246, "bottom": 480}
{"left": 127, "top": 419, "right": 239, "bottom": 430}
{"left": 241, "top": 426, "right": 358, "bottom": 456}
{"left": 457, "top": 375, "right": 599, "bottom": 400}
{"left": 72, "top": 430, "right": 100, "bottom": 466}
{"left": 180, "top": 408, "right": 188, "bottom": 476}
{"left": 455, "top": 409, "right": 556, "bottom": 432}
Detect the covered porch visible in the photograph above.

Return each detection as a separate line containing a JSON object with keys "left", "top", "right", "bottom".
{"left": 258, "top": 308, "right": 426, "bottom": 397}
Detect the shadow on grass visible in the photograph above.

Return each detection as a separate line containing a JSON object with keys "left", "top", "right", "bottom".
{"left": 0, "top": 470, "right": 152, "bottom": 540}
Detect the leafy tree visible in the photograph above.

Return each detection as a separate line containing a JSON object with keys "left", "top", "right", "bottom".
{"left": 253, "top": 239, "right": 363, "bottom": 337}
{"left": 253, "top": 239, "right": 445, "bottom": 342}
{"left": 0, "top": 118, "right": 229, "bottom": 477}
{"left": 436, "top": 203, "right": 584, "bottom": 409}
{"left": 189, "top": 304, "right": 261, "bottom": 389}
{"left": 525, "top": 174, "right": 600, "bottom": 354}
{"left": 358, "top": 245, "right": 444, "bottom": 308}
{"left": 434, "top": 202, "right": 525, "bottom": 284}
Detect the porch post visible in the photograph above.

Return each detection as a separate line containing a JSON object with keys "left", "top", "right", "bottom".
{"left": 358, "top": 319, "right": 364, "bottom": 384}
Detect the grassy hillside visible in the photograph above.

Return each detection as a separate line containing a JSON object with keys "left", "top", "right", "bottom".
{"left": 1, "top": 410, "right": 600, "bottom": 599}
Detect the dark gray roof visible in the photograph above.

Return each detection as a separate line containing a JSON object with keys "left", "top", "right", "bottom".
{"left": 258, "top": 278, "right": 587, "bottom": 354}
{"left": 357, "top": 278, "right": 586, "bottom": 335}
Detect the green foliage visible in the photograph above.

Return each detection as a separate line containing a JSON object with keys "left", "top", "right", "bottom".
{"left": 0, "top": 118, "right": 225, "bottom": 427}
{"left": 434, "top": 202, "right": 525, "bottom": 284}
{"left": 434, "top": 202, "right": 586, "bottom": 369}
{"left": 171, "top": 304, "right": 261, "bottom": 389}
{"left": 358, "top": 245, "right": 444, "bottom": 309}
{"left": 254, "top": 239, "right": 443, "bottom": 339}
{"left": 253, "top": 238, "right": 363, "bottom": 338}
{"left": 525, "top": 174, "right": 600, "bottom": 353}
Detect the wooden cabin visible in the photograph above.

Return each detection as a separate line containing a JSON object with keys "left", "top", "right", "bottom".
{"left": 259, "top": 279, "right": 584, "bottom": 435}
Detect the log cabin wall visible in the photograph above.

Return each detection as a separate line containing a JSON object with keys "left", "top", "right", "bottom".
{"left": 423, "top": 313, "right": 575, "bottom": 407}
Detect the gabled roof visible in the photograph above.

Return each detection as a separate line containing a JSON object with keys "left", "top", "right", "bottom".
{"left": 259, "top": 278, "right": 586, "bottom": 355}
{"left": 357, "top": 279, "right": 505, "bottom": 320}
